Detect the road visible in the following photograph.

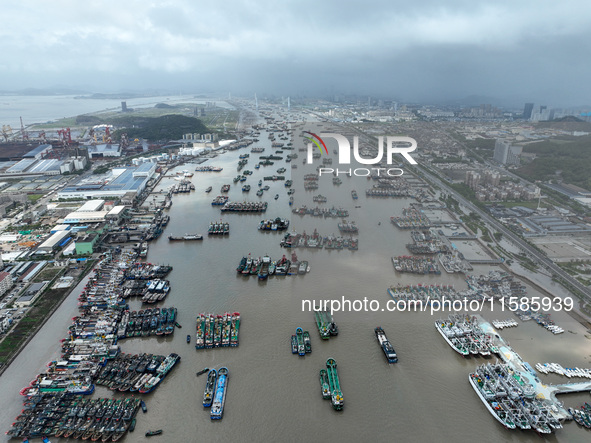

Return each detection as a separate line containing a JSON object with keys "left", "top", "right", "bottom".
{"left": 317, "top": 116, "right": 591, "bottom": 302}
{"left": 415, "top": 164, "right": 591, "bottom": 301}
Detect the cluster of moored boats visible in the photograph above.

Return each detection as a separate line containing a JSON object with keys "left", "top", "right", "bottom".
{"left": 208, "top": 221, "right": 230, "bottom": 235}
{"left": 211, "top": 195, "right": 229, "bottom": 205}
{"left": 314, "top": 309, "right": 338, "bottom": 339}
{"left": 7, "top": 250, "right": 181, "bottom": 442}
{"left": 491, "top": 319, "right": 518, "bottom": 329}
{"left": 568, "top": 404, "right": 591, "bottom": 429}
{"left": 291, "top": 206, "right": 349, "bottom": 218}
{"left": 171, "top": 179, "right": 195, "bottom": 194}
{"left": 337, "top": 221, "right": 358, "bottom": 233}
{"left": 390, "top": 207, "right": 432, "bottom": 229}
{"left": 469, "top": 362, "right": 562, "bottom": 434}
{"left": 119, "top": 278, "right": 170, "bottom": 302}
{"left": 291, "top": 327, "right": 312, "bottom": 356}
{"left": 202, "top": 368, "right": 229, "bottom": 420}
{"left": 220, "top": 201, "right": 268, "bottom": 212}
{"left": 535, "top": 362, "right": 591, "bottom": 378}
{"left": 195, "top": 166, "right": 223, "bottom": 172}
{"left": 258, "top": 217, "right": 289, "bottom": 231}
{"left": 7, "top": 395, "right": 142, "bottom": 441}
{"left": 319, "top": 359, "right": 344, "bottom": 410}
{"left": 95, "top": 352, "right": 180, "bottom": 394}
{"left": 365, "top": 186, "right": 412, "bottom": 198}
{"left": 236, "top": 253, "right": 309, "bottom": 278}
{"left": 513, "top": 309, "right": 564, "bottom": 333}
{"left": 391, "top": 256, "right": 440, "bottom": 275}
{"left": 116, "top": 307, "right": 178, "bottom": 338}
{"left": 406, "top": 230, "right": 447, "bottom": 255}
{"left": 435, "top": 314, "right": 499, "bottom": 357}
{"left": 195, "top": 312, "right": 240, "bottom": 349}
{"left": 280, "top": 230, "right": 358, "bottom": 250}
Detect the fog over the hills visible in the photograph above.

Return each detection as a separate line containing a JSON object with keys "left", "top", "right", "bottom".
{"left": 2, "top": 0, "right": 591, "bottom": 106}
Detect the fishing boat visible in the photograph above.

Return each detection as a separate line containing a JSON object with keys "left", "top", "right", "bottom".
{"left": 351, "top": 190, "right": 358, "bottom": 199}
{"left": 326, "top": 358, "right": 344, "bottom": 410}
{"left": 168, "top": 234, "right": 203, "bottom": 241}
{"left": 230, "top": 312, "right": 240, "bottom": 347}
{"left": 303, "top": 330, "right": 312, "bottom": 353}
{"left": 211, "top": 367, "right": 228, "bottom": 420}
{"left": 145, "top": 430, "right": 162, "bottom": 437}
{"left": 195, "top": 313, "right": 205, "bottom": 349}
{"left": 296, "top": 327, "right": 305, "bottom": 356}
{"left": 319, "top": 369, "right": 331, "bottom": 399}
{"left": 196, "top": 367, "right": 209, "bottom": 376}
{"left": 186, "top": 334, "right": 191, "bottom": 344}
{"left": 258, "top": 255, "right": 271, "bottom": 280}
{"left": 205, "top": 186, "right": 212, "bottom": 193}
{"left": 203, "top": 369, "right": 217, "bottom": 407}
{"left": 140, "top": 400, "right": 147, "bottom": 413}
{"left": 291, "top": 335, "right": 297, "bottom": 354}
{"left": 298, "top": 261, "right": 308, "bottom": 274}
{"left": 375, "top": 327, "right": 398, "bottom": 363}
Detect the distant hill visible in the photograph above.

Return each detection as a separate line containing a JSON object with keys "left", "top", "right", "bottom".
{"left": 518, "top": 134, "right": 591, "bottom": 190}
{"left": 535, "top": 117, "right": 591, "bottom": 132}
{"left": 154, "top": 103, "right": 175, "bottom": 109}
{"left": 112, "top": 115, "right": 209, "bottom": 141}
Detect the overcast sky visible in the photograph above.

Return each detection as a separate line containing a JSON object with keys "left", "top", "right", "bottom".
{"left": 2, "top": 0, "right": 591, "bottom": 106}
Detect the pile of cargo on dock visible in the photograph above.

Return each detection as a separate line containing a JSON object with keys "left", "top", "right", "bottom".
{"left": 391, "top": 207, "right": 432, "bottom": 229}
{"left": 391, "top": 256, "right": 440, "bottom": 275}
{"left": 195, "top": 312, "right": 240, "bottom": 349}
{"left": 220, "top": 201, "right": 268, "bottom": 212}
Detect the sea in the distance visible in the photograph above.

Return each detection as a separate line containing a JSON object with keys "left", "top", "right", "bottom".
{"left": 0, "top": 102, "right": 590, "bottom": 442}
{"left": 0, "top": 94, "right": 229, "bottom": 128}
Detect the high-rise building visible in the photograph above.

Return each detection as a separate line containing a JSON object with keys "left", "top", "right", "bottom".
{"left": 465, "top": 171, "right": 481, "bottom": 189}
{"left": 493, "top": 140, "right": 522, "bottom": 165}
{"left": 523, "top": 103, "right": 534, "bottom": 119}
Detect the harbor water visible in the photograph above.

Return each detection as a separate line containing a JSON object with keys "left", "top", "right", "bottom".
{"left": 0, "top": 113, "right": 590, "bottom": 442}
